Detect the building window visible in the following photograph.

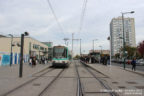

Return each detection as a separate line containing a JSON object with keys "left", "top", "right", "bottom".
{"left": 40, "top": 47, "right": 44, "bottom": 50}
{"left": 33, "top": 44, "right": 39, "bottom": 50}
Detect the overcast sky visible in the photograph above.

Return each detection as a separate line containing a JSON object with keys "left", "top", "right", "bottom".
{"left": 0, "top": 0, "right": 144, "bottom": 54}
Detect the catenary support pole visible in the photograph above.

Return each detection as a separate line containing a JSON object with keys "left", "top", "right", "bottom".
{"left": 19, "top": 34, "right": 24, "bottom": 78}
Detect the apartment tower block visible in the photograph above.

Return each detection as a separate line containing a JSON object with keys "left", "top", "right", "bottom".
{"left": 110, "top": 17, "right": 136, "bottom": 56}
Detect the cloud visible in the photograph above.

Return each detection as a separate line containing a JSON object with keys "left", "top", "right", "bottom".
{"left": 0, "top": 0, "right": 144, "bottom": 55}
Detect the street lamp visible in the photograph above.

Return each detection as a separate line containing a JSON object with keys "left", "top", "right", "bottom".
{"left": 107, "top": 36, "right": 111, "bottom": 66}
{"left": 121, "top": 11, "right": 134, "bottom": 69}
{"left": 8, "top": 34, "right": 14, "bottom": 66}
{"left": 19, "top": 32, "right": 29, "bottom": 78}
{"left": 93, "top": 39, "right": 98, "bottom": 52}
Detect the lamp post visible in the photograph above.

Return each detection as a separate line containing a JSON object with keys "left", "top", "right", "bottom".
{"left": 93, "top": 39, "right": 98, "bottom": 52}
{"left": 121, "top": 11, "right": 134, "bottom": 69}
{"left": 8, "top": 34, "right": 13, "bottom": 66}
{"left": 19, "top": 32, "right": 29, "bottom": 78}
{"left": 107, "top": 36, "right": 111, "bottom": 66}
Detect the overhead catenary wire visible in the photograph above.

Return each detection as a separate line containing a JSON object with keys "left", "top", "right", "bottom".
{"left": 46, "top": 0, "right": 65, "bottom": 36}
{"left": 79, "top": 0, "right": 99, "bottom": 52}
{"left": 78, "top": 0, "right": 88, "bottom": 33}
{"left": 77, "top": 0, "right": 88, "bottom": 48}
{"left": 71, "top": 0, "right": 88, "bottom": 56}
{"left": 75, "top": 0, "right": 88, "bottom": 54}
{"left": 46, "top": 0, "right": 88, "bottom": 49}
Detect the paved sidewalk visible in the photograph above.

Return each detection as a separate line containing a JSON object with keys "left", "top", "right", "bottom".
{"left": 87, "top": 63, "right": 144, "bottom": 96}
{"left": 0, "top": 63, "right": 50, "bottom": 95}
{"left": 112, "top": 62, "right": 144, "bottom": 72}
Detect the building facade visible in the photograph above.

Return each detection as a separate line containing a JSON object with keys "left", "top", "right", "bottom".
{"left": 110, "top": 17, "right": 136, "bottom": 56}
{"left": 42, "top": 42, "right": 53, "bottom": 60}
{"left": 0, "top": 37, "right": 48, "bottom": 66}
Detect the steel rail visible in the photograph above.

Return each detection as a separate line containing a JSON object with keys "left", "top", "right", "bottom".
{"left": 80, "top": 61, "right": 119, "bottom": 96}
{"left": 74, "top": 61, "right": 84, "bottom": 96}
{"left": 38, "top": 68, "right": 65, "bottom": 96}
{"left": 2, "top": 68, "right": 54, "bottom": 96}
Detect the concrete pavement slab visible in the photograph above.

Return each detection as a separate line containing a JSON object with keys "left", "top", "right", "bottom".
{"left": 42, "top": 78, "right": 77, "bottom": 96}
{"left": 87, "top": 63, "right": 144, "bottom": 96}
{"left": 0, "top": 63, "right": 51, "bottom": 95}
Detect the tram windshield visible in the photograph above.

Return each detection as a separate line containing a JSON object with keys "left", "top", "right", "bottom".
{"left": 53, "top": 47, "right": 67, "bottom": 58}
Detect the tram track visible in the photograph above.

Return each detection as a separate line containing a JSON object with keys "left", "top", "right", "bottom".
{"left": 75, "top": 60, "right": 119, "bottom": 96}
{"left": 1, "top": 67, "right": 66, "bottom": 96}
{"left": 75, "top": 61, "right": 84, "bottom": 96}
{"left": 38, "top": 68, "right": 65, "bottom": 96}
{"left": 1, "top": 67, "right": 55, "bottom": 96}
{"left": 81, "top": 61, "right": 119, "bottom": 96}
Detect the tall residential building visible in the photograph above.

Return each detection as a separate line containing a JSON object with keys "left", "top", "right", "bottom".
{"left": 110, "top": 17, "right": 136, "bottom": 56}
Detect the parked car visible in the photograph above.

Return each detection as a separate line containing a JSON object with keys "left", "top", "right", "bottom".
{"left": 136, "top": 59, "right": 144, "bottom": 66}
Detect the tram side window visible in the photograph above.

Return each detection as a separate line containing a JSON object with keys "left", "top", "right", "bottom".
{"left": 62, "top": 48, "right": 67, "bottom": 58}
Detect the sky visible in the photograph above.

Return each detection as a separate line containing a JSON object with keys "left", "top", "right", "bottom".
{"left": 0, "top": 0, "right": 144, "bottom": 55}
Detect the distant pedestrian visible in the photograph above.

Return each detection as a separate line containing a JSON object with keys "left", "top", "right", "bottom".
{"left": 104, "top": 56, "right": 107, "bottom": 65}
{"left": 102, "top": 57, "right": 105, "bottom": 65}
{"left": 85, "top": 56, "right": 88, "bottom": 63}
{"left": 91, "top": 56, "right": 94, "bottom": 63}
{"left": 32, "top": 57, "right": 36, "bottom": 67}
{"left": 131, "top": 58, "right": 136, "bottom": 71}
{"left": 102, "top": 56, "right": 106, "bottom": 65}
{"left": 107, "top": 56, "right": 110, "bottom": 65}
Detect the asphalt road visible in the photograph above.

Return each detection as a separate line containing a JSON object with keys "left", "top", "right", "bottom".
{"left": 111, "top": 62, "right": 144, "bottom": 72}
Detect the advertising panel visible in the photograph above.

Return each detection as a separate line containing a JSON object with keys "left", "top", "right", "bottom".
{"left": 2, "top": 55, "right": 10, "bottom": 66}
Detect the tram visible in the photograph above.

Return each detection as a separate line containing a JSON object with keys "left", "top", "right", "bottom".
{"left": 52, "top": 45, "right": 71, "bottom": 67}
